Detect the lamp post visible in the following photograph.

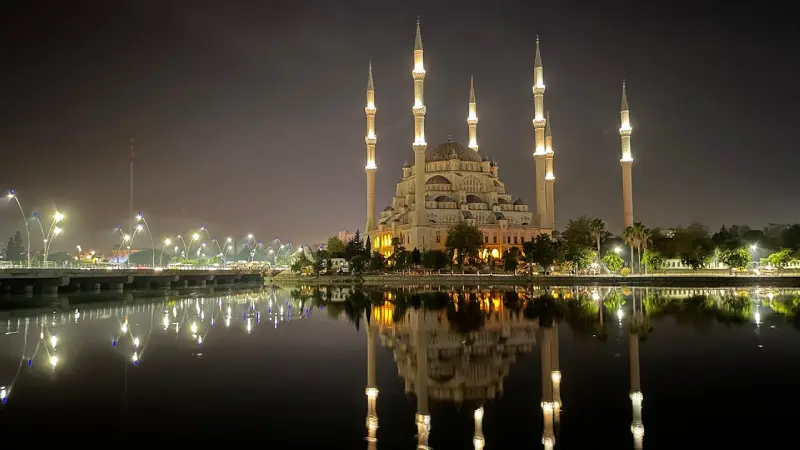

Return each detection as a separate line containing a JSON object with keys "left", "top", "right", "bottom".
{"left": 186, "top": 233, "right": 200, "bottom": 259}
{"left": 200, "top": 225, "right": 224, "bottom": 262}
{"left": 159, "top": 238, "right": 172, "bottom": 267}
{"left": 176, "top": 235, "right": 188, "bottom": 257}
{"left": 7, "top": 190, "right": 31, "bottom": 267}
{"left": 135, "top": 213, "right": 156, "bottom": 267}
{"left": 42, "top": 211, "right": 65, "bottom": 265}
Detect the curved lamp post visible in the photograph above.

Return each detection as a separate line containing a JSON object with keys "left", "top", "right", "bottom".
{"left": 135, "top": 213, "right": 156, "bottom": 267}
{"left": 41, "top": 211, "right": 65, "bottom": 265}
{"left": 200, "top": 225, "right": 224, "bottom": 262}
{"left": 159, "top": 238, "right": 172, "bottom": 267}
{"left": 186, "top": 233, "right": 200, "bottom": 259}
{"left": 7, "top": 190, "right": 31, "bottom": 267}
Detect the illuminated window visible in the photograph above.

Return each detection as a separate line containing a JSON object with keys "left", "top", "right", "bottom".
{"left": 493, "top": 235, "right": 497, "bottom": 244}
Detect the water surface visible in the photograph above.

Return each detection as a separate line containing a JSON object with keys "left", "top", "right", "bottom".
{"left": 0, "top": 285, "right": 797, "bottom": 448}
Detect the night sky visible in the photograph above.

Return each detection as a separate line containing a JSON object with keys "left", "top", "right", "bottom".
{"left": 1, "top": 1, "right": 797, "bottom": 252}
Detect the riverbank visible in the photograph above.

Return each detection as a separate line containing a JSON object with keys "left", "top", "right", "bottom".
{"left": 270, "top": 273, "right": 800, "bottom": 288}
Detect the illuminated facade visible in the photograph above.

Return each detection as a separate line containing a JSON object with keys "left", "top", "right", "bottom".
{"left": 368, "top": 21, "right": 553, "bottom": 256}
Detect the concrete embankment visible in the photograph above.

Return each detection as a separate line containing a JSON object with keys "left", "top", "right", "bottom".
{"left": 271, "top": 273, "right": 800, "bottom": 288}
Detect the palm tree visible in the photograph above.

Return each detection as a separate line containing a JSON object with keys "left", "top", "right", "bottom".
{"left": 632, "top": 223, "right": 651, "bottom": 274}
{"left": 589, "top": 218, "right": 607, "bottom": 260}
{"left": 622, "top": 226, "right": 637, "bottom": 273}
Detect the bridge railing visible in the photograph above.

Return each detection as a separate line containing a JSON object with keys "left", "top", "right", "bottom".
{"left": 0, "top": 261, "right": 268, "bottom": 272}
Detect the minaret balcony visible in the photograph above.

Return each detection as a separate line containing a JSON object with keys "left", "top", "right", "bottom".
{"left": 413, "top": 105, "right": 427, "bottom": 115}
{"left": 365, "top": 105, "right": 376, "bottom": 114}
{"left": 467, "top": 117, "right": 478, "bottom": 125}
{"left": 619, "top": 126, "right": 632, "bottom": 136}
{"left": 365, "top": 136, "right": 377, "bottom": 145}
{"left": 533, "top": 118, "right": 546, "bottom": 128}
{"left": 533, "top": 84, "right": 545, "bottom": 94}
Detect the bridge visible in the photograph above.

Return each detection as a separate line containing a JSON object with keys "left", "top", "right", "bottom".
{"left": 0, "top": 267, "right": 270, "bottom": 295}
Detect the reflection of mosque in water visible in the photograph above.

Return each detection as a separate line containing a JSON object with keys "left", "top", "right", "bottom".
{"left": 362, "top": 288, "right": 649, "bottom": 449}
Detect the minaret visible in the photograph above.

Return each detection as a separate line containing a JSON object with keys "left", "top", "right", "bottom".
{"left": 415, "top": 310, "right": 431, "bottom": 449}
{"left": 468, "top": 75, "right": 479, "bottom": 152}
{"left": 365, "top": 62, "right": 378, "bottom": 235}
{"left": 629, "top": 289, "right": 644, "bottom": 449}
{"left": 365, "top": 316, "right": 379, "bottom": 450}
{"left": 550, "top": 319, "right": 561, "bottom": 425}
{"left": 620, "top": 81, "right": 634, "bottom": 228}
{"left": 544, "top": 111, "right": 555, "bottom": 230}
{"left": 532, "top": 37, "right": 548, "bottom": 228}
{"left": 412, "top": 18, "right": 429, "bottom": 250}
{"left": 540, "top": 325, "right": 556, "bottom": 450}
{"left": 473, "top": 407, "right": 485, "bottom": 450}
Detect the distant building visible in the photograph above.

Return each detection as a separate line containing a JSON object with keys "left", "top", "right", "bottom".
{"left": 338, "top": 230, "right": 356, "bottom": 243}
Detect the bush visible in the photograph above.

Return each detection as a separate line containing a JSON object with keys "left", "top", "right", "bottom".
{"left": 620, "top": 267, "right": 631, "bottom": 277}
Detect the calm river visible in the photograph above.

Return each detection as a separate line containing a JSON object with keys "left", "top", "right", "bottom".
{"left": 0, "top": 285, "right": 797, "bottom": 448}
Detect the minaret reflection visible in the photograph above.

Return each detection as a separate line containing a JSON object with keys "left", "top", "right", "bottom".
{"left": 414, "top": 310, "right": 431, "bottom": 450}
{"left": 540, "top": 322, "right": 556, "bottom": 450}
{"left": 473, "top": 406, "right": 485, "bottom": 450}
{"left": 551, "top": 320, "right": 561, "bottom": 425}
{"left": 629, "top": 288, "right": 644, "bottom": 449}
{"left": 366, "top": 312, "right": 379, "bottom": 449}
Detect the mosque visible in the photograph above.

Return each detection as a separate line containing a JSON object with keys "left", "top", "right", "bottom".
{"left": 362, "top": 19, "right": 635, "bottom": 258}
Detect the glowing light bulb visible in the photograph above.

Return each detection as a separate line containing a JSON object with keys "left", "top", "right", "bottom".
{"left": 0, "top": 386, "right": 6, "bottom": 401}
{"left": 617, "top": 309, "right": 624, "bottom": 320}
{"left": 50, "top": 356, "right": 59, "bottom": 367}
{"left": 164, "top": 238, "right": 171, "bottom": 246}
{"left": 592, "top": 291, "right": 599, "bottom": 301}
{"left": 163, "top": 314, "right": 170, "bottom": 329}
{"left": 54, "top": 212, "right": 64, "bottom": 222}
{"left": 198, "top": 336, "right": 203, "bottom": 344}
{"left": 190, "top": 322, "right": 198, "bottom": 334}
{"left": 121, "top": 321, "right": 128, "bottom": 333}
{"left": 132, "top": 352, "right": 139, "bottom": 364}
{"left": 133, "top": 337, "right": 140, "bottom": 347}
{"left": 225, "top": 316, "right": 231, "bottom": 328}
{"left": 246, "top": 318, "right": 252, "bottom": 333}
{"left": 50, "top": 335, "right": 58, "bottom": 349}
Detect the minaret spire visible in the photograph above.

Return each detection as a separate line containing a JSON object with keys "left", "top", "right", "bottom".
{"left": 544, "top": 111, "right": 555, "bottom": 229}
{"left": 620, "top": 80, "right": 634, "bottom": 228}
{"left": 532, "top": 36, "right": 548, "bottom": 230}
{"left": 365, "top": 62, "right": 378, "bottom": 235}
{"left": 468, "top": 75, "right": 479, "bottom": 151}
{"left": 411, "top": 17, "right": 429, "bottom": 250}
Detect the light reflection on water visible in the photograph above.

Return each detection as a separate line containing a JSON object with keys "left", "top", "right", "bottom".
{"left": 0, "top": 284, "right": 797, "bottom": 446}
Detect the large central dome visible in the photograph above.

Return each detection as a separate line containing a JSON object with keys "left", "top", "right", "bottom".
{"left": 425, "top": 139, "right": 483, "bottom": 163}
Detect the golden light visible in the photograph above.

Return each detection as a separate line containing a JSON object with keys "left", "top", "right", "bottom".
{"left": 226, "top": 237, "right": 232, "bottom": 243}
{"left": 192, "top": 233, "right": 200, "bottom": 241}
{"left": 54, "top": 211, "right": 64, "bottom": 222}
{"left": 53, "top": 227, "right": 62, "bottom": 236}
{"left": 50, "top": 335, "right": 58, "bottom": 349}
{"left": 247, "top": 233, "right": 254, "bottom": 239}
{"left": 123, "top": 234, "right": 130, "bottom": 242}
{"left": 133, "top": 337, "right": 140, "bottom": 347}
{"left": 132, "top": 352, "right": 138, "bottom": 364}
{"left": 49, "top": 356, "right": 59, "bottom": 367}
{"left": 135, "top": 214, "right": 143, "bottom": 222}
{"left": 190, "top": 322, "right": 198, "bottom": 334}
{"left": 136, "top": 224, "right": 143, "bottom": 231}
{"left": 164, "top": 238, "right": 171, "bottom": 246}
{"left": 121, "top": 321, "right": 128, "bottom": 333}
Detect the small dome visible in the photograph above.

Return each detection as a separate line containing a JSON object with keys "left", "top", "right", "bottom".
{"left": 403, "top": 159, "right": 411, "bottom": 168}
{"left": 434, "top": 195, "right": 456, "bottom": 202}
{"left": 513, "top": 197, "right": 525, "bottom": 205}
{"left": 466, "top": 194, "right": 483, "bottom": 204}
{"left": 426, "top": 175, "right": 451, "bottom": 185}
{"left": 383, "top": 205, "right": 394, "bottom": 211}
{"left": 497, "top": 198, "right": 510, "bottom": 204}
{"left": 425, "top": 141, "right": 483, "bottom": 163}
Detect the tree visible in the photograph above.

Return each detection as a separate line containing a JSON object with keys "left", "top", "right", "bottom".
{"left": 560, "top": 244, "right": 595, "bottom": 273}
{"left": 767, "top": 249, "right": 796, "bottom": 270}
{"left": 290, "top": 253, "right": 312, "bottom": 273}
{"left": 717, "top": 247, "right": 751, "bottom": 272}
{"left": 364, "top": 236, "right": 372, "bottom": 256}
{"left": 602, "top": 250, "right": 624, "bottom": 272}
{"left": 411, "top": 248, "right": 422, "bottom": 266}
{"left": 4, "top": 231, "right": 24, "bottom": 262}
{"left": 781, "top": 225, "right": 800, "bottom": 251}
{"left": 502, "top": 248, "right": 520, "bottom": 273}
{"left": 712, "top": 225, "right": 744, "bottom": 251}
{"left": 422, "top": 250, "right": 448, "bottom": 272}
{"left": 368, "top": 251, "right": 385, "bottom": 272}
{"left": 674, "top": 225, "right": 715, "bottom": 270}
{"left": 343, "top": 230, "right": 364, "bottom": 261}
{"left": 641, "top": 249, "right": 665, "bottom": 271}
{"left": 444, "top": 222, "right": 484, "bottom": 269}
{"left": 622, "top": 226, "right": 637, "bottom": 271}
{"left": 326, "top": 236, "right": 346, "bottom": 258}
{"left": 522, "top": 234, "right": 559, "bottom": 275}
{"left": 312, "top": 249, "right": 328, "bottom": 277}
{"left": 561, "top": 216, "right": 596, "bottom": 248}
{"left": 588, "top": 218, "right": 608, "bottom": 258}
{"left": 349, "top": 255, "right": 366, "bottom": 280}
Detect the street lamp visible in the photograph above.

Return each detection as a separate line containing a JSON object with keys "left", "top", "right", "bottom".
{"left": 136, "top": 213, "right": 156, "bottom": 267}
{"left": 42, "top": 211, "right": 65, "bottom": 265}
{"left": 159, "top": 238, "right": 172, "bottom": 266}
{"left": 7, "top": 189, "right": 31, "bottom": 267}
{"left": 614, "top": 247, "right": 622, "bottom": 254}
{"left": 750, "top": 243, "right": 757, "bottom": 251}
{"left": 187, "top": 233, "right": 200, "bottom": 258}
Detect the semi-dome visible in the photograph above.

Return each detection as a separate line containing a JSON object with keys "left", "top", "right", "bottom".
{"left": 425, "top": 140, "right": 483, "bottom": 163}
{"left": 426, "top": 175, "right": 451, "bottom": 185}
{"left": 466, "top": 194, "right": 483, "bottom": 203}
